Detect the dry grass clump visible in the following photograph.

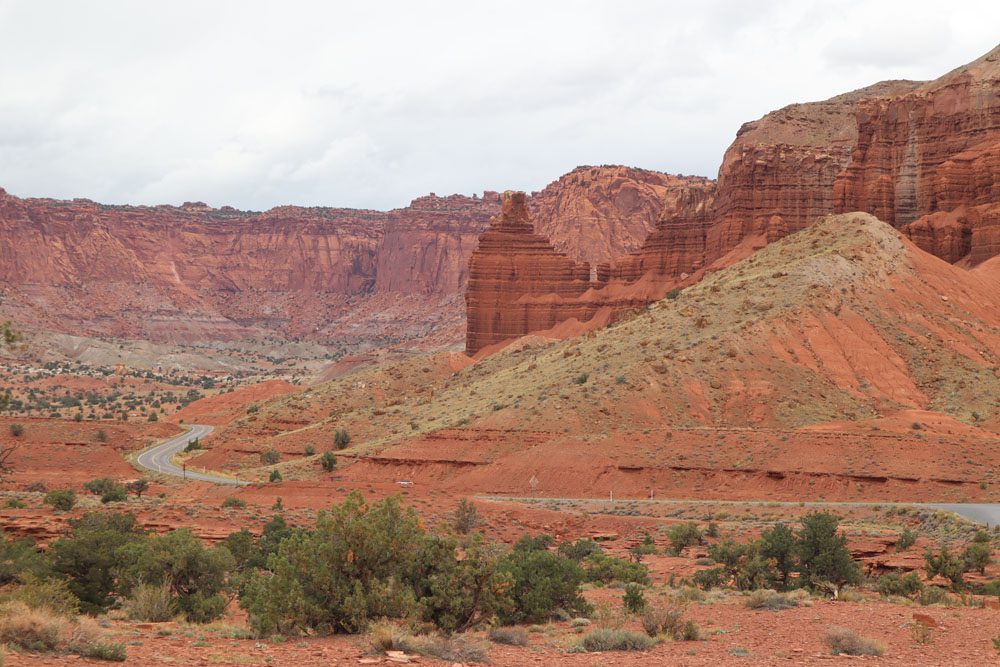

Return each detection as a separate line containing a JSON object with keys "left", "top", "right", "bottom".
{"left": 124, "top": 581, "right": 176, "bottom": 622}
{"left": 580, "top": 628, "right": 657, "bottom": 651}
{"left": 640, "top": 602, "right": 699, "bottom": 640}
{"left": 824, "top": 626, "right": 885, "bottom": 656}
{"left": 745, "top": 589, "right": 800, "bottom": 611}
{"left": 0, "top": 602, "right": 125, "bottom": 661}
{"left": 488, "top": 626, "right": 529, "bottom": 646}
{"left": 363, "top": 621, "right": 489, "bottom": 663}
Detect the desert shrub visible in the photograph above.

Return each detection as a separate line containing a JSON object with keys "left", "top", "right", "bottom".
{"left": 100, "top": 486, "right": 127, "bottom": 504}
{"left": 124, "top": 581, "right": 176, "bottom": 622}
{"left": 183, "top": 438, "right": 201, "bottom": 452}
{"left": 876, "top": 572, "right": 924, "bottom": 598}
{"left": 693, "top": 566, "right": 727, "bottom": 590}
{"left": 147, "top": 412, "right": 158, "bottom": 422}
{"left": 498, "top": 547, "right": 590, "bottom": 625}
{"left": 4, "top": 498, "right": 26, "bottom": 509}
{"left": 12, "top": 573, "right": 79, "bottom": 616}
{"left": 82, "top": 640, "right": 127, "bottom": 661}
{"left": 48, "top": 512, "right": 146, "bottom": 614}
{"left": 708, "top": 539, "right": 775, "bottom": 591}
{"left": 918, "top": 586, "right": 950, "bottom": 606}
{"left": 333, "top": 428, "right": 351, "bottom": 449}
{"left": 116, "top": 528, "right": 234, "bottom": 623}
{"left": 269, "top": 469, "right": 282, "bottom": 483}
{"left": 513, "top": 534, "right": 553, "bottom": 552}
{"left": 83, "top": 478, "right": 119, "bottom": 496}
{"left": 453, "top": 498, "right": 480, "bottom": 534}
{"left": 583, "top": 552, "right": 650, "bottom": 585}
{"left": 558, "top": 538, "right": 603, "bottom": 562}
{"left": 580, "top": 628, "right": 656, "bottom": 652}
{"left": 8, "top": 424, "right": 24, "bottom": 437}
{"left": 639, "top": 602, "right": 691, "bottom": 639}
{"left": 705, "top": 522, "right": 719, "bottom": 538}
{"left": 667, "top": 522, "right": 702, "bottom": 554}
{"left": 0, "top": 532, "right": 47, "bottom": 584}
{"left": 242, "top": 493, "right": 440, "bottom": 635}
{"left": 303, "top": 445, "right": 315, "bottom": 456}
{"left": 824, "top": 626, "right": 884, "bottom": 656}
{"left": 623, "top": 583, "right": 646, "bottom": 614}
{"left": 95, "top": 429, "right": 108, "bottom": 443}
{"left": 924, "top": 546, "right": 966, "bottom": 590}
{"left": 260, "top": 449, "right": 280, "bottom": 465}
{"left": 320, "top": 451, "right": 337, "bottom": 471}
{"left": 746, "top": 589, "right": 799, "bottom": 611}
{"left": 573, "top": 373, "right": 589, "bottom": 385}
{"left": 630, "top": 534, "right": 657, "bottom": 560}
{"left": 221, "top": 496, "right": 247, "bottom": 509}
{"left": 488, "top": 626, "right": 528, "bottom": 646}
{"left": 795, "top": 513, "right": 860, "bottom": 595}
{"left": 896, "top": 528, "right": 917, "bottom": 552}
{"left": 43, "top": 489, "right": 76, "bottom": 512}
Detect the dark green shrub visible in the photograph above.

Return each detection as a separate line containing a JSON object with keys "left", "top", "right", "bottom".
{"left": 48, "top": 512, "right": 146, "bottom": 614}
{"left": 693, "top": 566, "right": 727, "bottom": 590}
{"left": 304, "top": 445, "right": 315, "bottom": 456}
{"left": 876, "top": 572, "right": 924, "bottom": 598}
{"left": 221, "top": 497, "right": 247, "bottom": 509}
{"left": 320, "top": 451, "right": 337, "bottom": 471}
{"left": 116, "top": 528, "right": 234, "bottom": 623}
{"left": 82, "top": 641, "right": 127, "bottom": 661}
{"left": 964, "top": 542, "right": 992, "bottom": 574}
{"left": 269, "top": 469, "right": 282, "bottom": 483}
{"left": 184, "top": 438, "right": 201, "bottom": 452}
{"left": 708, "top": 539, "right": 775, "bottom": 591}
{"left": 918, "top": 586, "right": 950, "bottom": 606}
{"left": 260, "top": 449, "right": 280, "bottom": 465}
{"left": 795, "top": 513, "right": 860, "bottom": 595}
{"left": 558, "top": 538, "right": 602, "bottom": 562}
{"left": 101, "top": 486, "right": 128, "bottom": 504}
{"left": 0, "top": 532, "right": 47, "bottom": 584}
{"left": 513, "top": 534, "right": 554, "bottom": 552}
{"left": 44, "top": 489, "right": 77, "bottom": 512}
{"left": 96, "top": 429, "right": 108, "bottom": 443}
{"left": 760, "top": 523, "right": 796, "bottom": 587}
{"left": 623, "top": 582, "right": 646, "bottom": 614}
{"left": 667, "top": 523, "right": 702, "bottom": 554}
{"left": 126, "top": 479, "right": 149, "bottom": 499}
{"left": 924, "top": 546, "right": 966, "bottom": 590}
{"left": 498, "top": 548, "right": 590, "bottom": 625}
{"left": 573, "top": 373, "right": 589, "bottom": 385}
{"left": 583, "top": 552, "right": 650, "bottom": 585}
{"left": 9, "top": 423, "right": 24, "bottom": 437}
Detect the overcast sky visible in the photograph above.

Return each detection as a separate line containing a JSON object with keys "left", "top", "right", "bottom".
{"left": 0, "top": 1, "right": 998, "bottom": 211}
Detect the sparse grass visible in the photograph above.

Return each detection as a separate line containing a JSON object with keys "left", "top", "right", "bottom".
{"left": 580, "top": 628, "right": 657, "bottom": 652}
{"left": 124, "top": 581, "right": 176, "bottom": 622}
{"left": 488, "top": 626, "right": 528, "bottom": 646}
{"left": 745, "top": 589, "right": 799, "bottom": 611}
{"left": 824, "top": 626, "right": 884, "bottom": 656}
{"left": 0, "top": 602, "right": 125, "bottom": 661}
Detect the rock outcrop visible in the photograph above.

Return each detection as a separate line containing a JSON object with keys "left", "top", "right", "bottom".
{"left": 465, "top": 192, "right": 594, "bottom": 354}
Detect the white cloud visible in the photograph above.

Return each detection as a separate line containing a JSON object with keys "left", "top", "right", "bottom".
{"left": 0, "top": 0, "right": 997, "bottom": 210}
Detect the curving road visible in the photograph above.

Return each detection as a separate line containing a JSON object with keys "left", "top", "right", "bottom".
{"left": 929, "top": 504, "right": 1000, "bottom": 528}
{"left": 136, "top": 424, "right": 247, "bottom": 485}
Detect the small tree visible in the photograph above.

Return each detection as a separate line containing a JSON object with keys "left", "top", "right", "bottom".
{"left": 794, "top": 513, "right": 860, "bottom": 597}
{"left": 667, "top": 523, "right": 702, "bottom": 555}
{"left": 963, "top": 542, "right": 991, "bottom": 575}
{"left": 623, "top": 582, "right": 647, "bottom": 614}
{"left": 147, "top": 412, "right": 159, "bottom": 422}
{"left": 925, "top": 546, "right": 966, "bottom": 590}
{"left": 320, "top": 451, "right": 337, "bottom": 472}
{"left": 127, "top": 479, "right": 149, "bottom": 499}
{"left": 453, "top": 498, "right": 481, "bottom": 534}
{"left": 895, "top": 528, "right": 918, "bottom": 552}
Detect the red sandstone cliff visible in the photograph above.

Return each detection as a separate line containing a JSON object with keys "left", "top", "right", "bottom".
{"left": 0, "top": 166, "right": 691, "bottom": 349}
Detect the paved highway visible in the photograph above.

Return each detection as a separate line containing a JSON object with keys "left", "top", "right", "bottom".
{"left": 136, "top": 424, "right": 247, "bottom": 485}
{"left": 929, "top": 504, "right": 1000, "bottom": 528}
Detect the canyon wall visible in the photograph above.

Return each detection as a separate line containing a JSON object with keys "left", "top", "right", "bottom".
{"left": 0, "top": 165, "right": 684, "bottom": 348}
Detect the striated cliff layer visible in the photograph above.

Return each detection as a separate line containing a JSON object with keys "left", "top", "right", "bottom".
{"left": 0, "top": 165, "right": 692, "bottom": 348}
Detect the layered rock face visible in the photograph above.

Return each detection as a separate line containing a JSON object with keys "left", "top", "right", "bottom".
{"left": 465, "top": 192, "right": 594, "bottom": 354}
{"left": 528, "top": 166, "right": 713, "bottom": 266}
{"left": 834, "top": 46, "right": 1000, "bottom": 264}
